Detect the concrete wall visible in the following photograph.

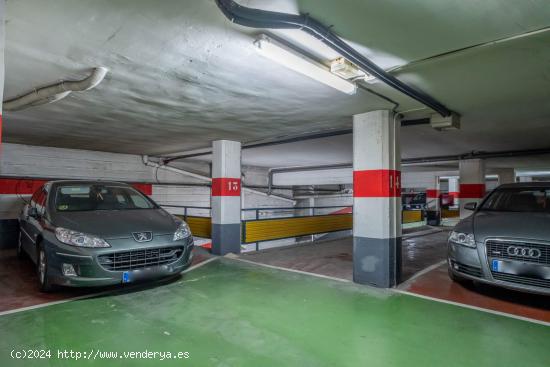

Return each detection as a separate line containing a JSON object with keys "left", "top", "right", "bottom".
{"left": 0, "top": 143, "right": 292, "bottom": 220}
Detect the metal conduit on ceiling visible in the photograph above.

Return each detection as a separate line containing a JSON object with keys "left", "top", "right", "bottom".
{"left": 214, "top": 0, "right": 454, "bottom": 117}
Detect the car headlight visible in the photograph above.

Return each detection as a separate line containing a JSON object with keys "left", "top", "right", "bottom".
{"left": 449, "top": 231, "right": 476, "bottom": 248}
{"left": 173, "top": 222, "right": 191, "bottom": 241}
{"left": 55, "top": 227, "right": 110, "bottom": 248}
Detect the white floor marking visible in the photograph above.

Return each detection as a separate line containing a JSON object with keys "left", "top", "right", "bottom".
{"left": 229, "top": 256, "right": 352, "bottom": 283}
{"left": 397, "top": 260, "right": 447, "bottom": 289}
{"left": 228, "top": 256, "right": 550, "bottom": 327}
{"left": 182, "top": 256, "right": 218, "bottom": 273}
{"left": 403, "top": 228, "right": 444, "bottom": 239}
{"left": 394, "top": 289, "right": 550, "bottom": 327}
{"left": 0, "top": 257, "right": 220, "bottom": 317}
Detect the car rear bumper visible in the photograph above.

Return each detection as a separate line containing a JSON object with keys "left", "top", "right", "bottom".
{"left": 448, "top": 241, "right": 550, "bottom": 296}
{"left": 44, "top": 235, "right": 194, "bottom": 287}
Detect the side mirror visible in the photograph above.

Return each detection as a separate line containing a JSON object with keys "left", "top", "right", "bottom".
{"left": 464, "top": 202, "right": 477, "bottom": 211}
{"left": 28, "top": 207, "right": 39, "bottom": 219}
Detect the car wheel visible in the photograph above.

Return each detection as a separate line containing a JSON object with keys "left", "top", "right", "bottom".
{"left": 37, "top": 245, "right": 54, "bottom": 292}
{"left": 16, "top": 231, "right": 25, "bottom": 259}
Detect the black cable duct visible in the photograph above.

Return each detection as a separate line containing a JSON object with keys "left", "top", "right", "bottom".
{"left": 215, "top": 0, "right": 453, "bottom": 117}
{"left": 164, "top": 118, "right": 431, "bottom": 163}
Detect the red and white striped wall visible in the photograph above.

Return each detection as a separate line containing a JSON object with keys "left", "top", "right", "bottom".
{"left": 353, "top": 110, "right": 401, "bottom": 287}
{"left": 211, "top": 140, "right": 242, "bottom": 255}
{"left": 459, "top": 159, "right": 486, "bottom": 218}
{"left": 0, "top": 177, "right": 154, "bottom": 219}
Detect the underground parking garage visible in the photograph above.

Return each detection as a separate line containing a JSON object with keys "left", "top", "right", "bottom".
{"left": 0, "top": 0, "right": 549, "bottom": 366}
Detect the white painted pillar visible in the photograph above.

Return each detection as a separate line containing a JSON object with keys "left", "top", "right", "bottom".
{"left": 459, "top": 159, "right": 485, "bottom": 218}
{"left": 211, "top": 140, "right": 242, "bottom": 255}
{"left": 496, "top": 168, "right": 516, "bottom": 185}
{"left": 426, "top": 175, "right": 441, "bottom": 225}
{"left": 426, "top": 175, "right": 440, "bottom": 212}
{"left": 353, "top": 110, "right": 401, "bottom": 287}
{"left": 448, "top": 177, "right": 460, "bottom": 208}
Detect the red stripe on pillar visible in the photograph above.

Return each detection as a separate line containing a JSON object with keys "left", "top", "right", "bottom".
{"left": 459, "top": 184, "right": 485, "bottom": 198}
{"left": 131, "top": 183, "right": 153, "bottom": 195}
{"left": 426, "top": 189, "right": 440, "bottom": 199}
{"left": 353, "top": 170, "right": 401, "bottom": 197}
{"left": 211, "top": 178, "right": 241, "bottom": 196}
{"left": 0, "top": 178, "right": 47, "bottom": 195}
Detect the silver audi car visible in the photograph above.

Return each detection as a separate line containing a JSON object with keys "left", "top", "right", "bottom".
{"left": 448, "top": 182, "right": 550, "bottom": 295}
{"left": 18, "top": 180, "right": 194, "bottom": 291}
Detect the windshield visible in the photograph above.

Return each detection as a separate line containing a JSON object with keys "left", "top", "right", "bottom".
{"left": 480, "top": 188, "right": 550, "bottom": 212}
{"left": 54, "top": 184, "right": 158, "bottom": 212}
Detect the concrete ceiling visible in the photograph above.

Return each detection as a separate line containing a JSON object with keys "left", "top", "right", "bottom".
{"left": 3, "top": 0, "right": 550, "bottom": 169}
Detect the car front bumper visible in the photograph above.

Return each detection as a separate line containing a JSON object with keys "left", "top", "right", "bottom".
{"left": 43, "top": 234, "right": 194, "bottom": 287}
{"left": 447, "top": 240, "right": 550, "bottom": 296}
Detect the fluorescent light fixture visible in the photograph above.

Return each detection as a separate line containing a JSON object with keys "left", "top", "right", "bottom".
{"left": 254, "top": 35, "right": 357, "bottom": 95}
{"left": 330, "top": 57, "right": 376, "bottom": 83}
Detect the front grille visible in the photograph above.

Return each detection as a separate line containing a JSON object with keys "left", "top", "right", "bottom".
{"left": 486, "top": 240, "right": 550, "bottom": 265}
{"left": 98, "top": 247, "right": 184, "bottom": 271}
{"left": 451, "top": 260, "right": 482, "bottom": 277}
{"left": 492, "top": 272, "right": 550, "bottom": 289}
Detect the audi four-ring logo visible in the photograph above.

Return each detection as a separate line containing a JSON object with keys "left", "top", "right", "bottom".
{"left": 506, "top": 246, "right": 541, "bottom": 258}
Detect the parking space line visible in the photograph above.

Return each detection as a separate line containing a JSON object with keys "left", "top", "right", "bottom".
{"left": 393, "top": 289, "right": 550, "bottom": 327}
{"left": 227, "top": 255, "right": 549, "bottom": 327}
{"left": 227, "top": 255, "right": 352, "bottom": 283}
{"left": 397, "top": 260, "right": 447, "bottom": 289}
{"left": 0, "top": 257, "right": 220, "bottom": 317}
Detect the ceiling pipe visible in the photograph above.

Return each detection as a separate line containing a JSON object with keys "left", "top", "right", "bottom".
{"left": 163, "top": 118, "right": 430, "bottom": 163}
{"left": 267, "top": 147, "right": 550, "bottom": 190}
{"left": 3, "top": 67, "right": 108, "bottom": 111}
{"left": 214, "top": 0, "right": 453, "bottom": 117}
{"left": 142, "top": 156, "right": 295, "bottom": 204}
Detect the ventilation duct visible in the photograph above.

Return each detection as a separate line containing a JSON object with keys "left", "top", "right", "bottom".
{"left": 3, "top": 67, "right": 108, "bottom": 112}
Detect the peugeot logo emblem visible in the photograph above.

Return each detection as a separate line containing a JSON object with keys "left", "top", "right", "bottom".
{"left": 132, "top": 231, "right": 153, "bottom": 242}
{"left": 506, "top": 246, "right": 541, "bottom": 258}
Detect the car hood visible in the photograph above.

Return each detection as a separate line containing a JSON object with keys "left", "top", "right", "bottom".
{"left": 471, "top": 211, "right": 550, "bottom": 243}
{"left": 51, "top": 209, "right": 178, "bottom": 239}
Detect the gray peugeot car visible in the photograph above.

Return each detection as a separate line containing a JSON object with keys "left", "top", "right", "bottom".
{"left": 18, "top": 180, "right": 194, "bottom": 291}
{"left": 448, "top": 182, "right": 550, "bottom": 295}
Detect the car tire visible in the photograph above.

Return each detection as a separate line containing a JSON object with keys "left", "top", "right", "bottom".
{"left": 37, "top": 244, "right": 54, "bottom": 292}
{"left": 16, "top": 231, "right": 25, "bottom": 259}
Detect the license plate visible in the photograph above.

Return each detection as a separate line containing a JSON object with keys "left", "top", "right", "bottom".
{"left": 122, "top": 271, "right": 131, "bottom": 283}
{"left": 491, "top": 259, "right": 550, "bottom": 279}
{"left": 491, "top": 259, "right": 501, "bottom": 272}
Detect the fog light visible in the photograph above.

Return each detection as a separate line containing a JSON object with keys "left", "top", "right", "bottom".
{"left": 62, "top": 263, "right": 77, "bottom": 276}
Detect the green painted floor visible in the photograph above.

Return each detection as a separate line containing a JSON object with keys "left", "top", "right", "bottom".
{"left": 1, "top": 258, "right": 548, "bottom": 366}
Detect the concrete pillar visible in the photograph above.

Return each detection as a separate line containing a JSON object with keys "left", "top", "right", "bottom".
{"left": 426, "top": 175, "right": 440, "bottom": 225}
{"left": 211, "top": 140, "right": 242, "bottom": 255}
{"left": 459, "top": 159, "right": 485, "bottom": 218}
{"left": 0, "top": 0, "right": 4, "bottom": 145}
{"left": 426, "top": 175, "right": 440, "bottom": 211}
{"left": 353, "top": 110, "right": 401, "bottom": 287}
{"left": 448, "top": 177, "right": 460, "bottom": 208}
{"left": 496, "top": 168, "right": 516, "bottom": 185}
